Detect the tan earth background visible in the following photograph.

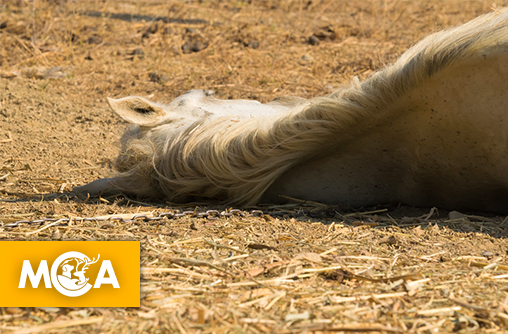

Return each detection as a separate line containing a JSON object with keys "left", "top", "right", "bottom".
{"left": 2, "top": 0, "right": 508, "bottom": 333}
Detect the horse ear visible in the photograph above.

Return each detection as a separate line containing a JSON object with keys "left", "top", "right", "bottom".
{"left": 107, "top": 96, "right": 166, "bottom": 126}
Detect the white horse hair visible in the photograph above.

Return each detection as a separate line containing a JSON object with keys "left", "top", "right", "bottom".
{"left": 75, "top": 9, "right": 508, "bottom": 213}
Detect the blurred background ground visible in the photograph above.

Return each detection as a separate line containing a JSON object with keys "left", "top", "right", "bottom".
{"left": 2, "top": 1, "right": 508, "bottom": 333}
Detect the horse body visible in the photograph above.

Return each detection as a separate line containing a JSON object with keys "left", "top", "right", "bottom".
{"left": 74, "top": 9, "right": 508, "bottom": 213}
{"left": 265, "top": 49, "right": 508, "bottom": 212}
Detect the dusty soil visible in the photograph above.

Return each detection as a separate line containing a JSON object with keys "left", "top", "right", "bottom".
{"left": 2, "top": 0, "right": 508, "bottom": 333}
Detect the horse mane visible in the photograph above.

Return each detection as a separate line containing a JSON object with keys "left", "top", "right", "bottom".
{"left": 113, "top": 8, "right": 508, "bottom": 204}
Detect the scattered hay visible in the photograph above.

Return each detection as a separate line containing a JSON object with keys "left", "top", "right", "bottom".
{"left": 1, "top": 205, "right": 508, "bottom": 332}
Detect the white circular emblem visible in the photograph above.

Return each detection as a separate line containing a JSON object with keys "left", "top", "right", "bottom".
{"left": 51, "top": 251, "right": 99, "bottom": 297}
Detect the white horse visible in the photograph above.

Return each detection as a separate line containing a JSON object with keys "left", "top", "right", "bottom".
{"left": 75, "top": 9, "right": 508, "bottom": 213}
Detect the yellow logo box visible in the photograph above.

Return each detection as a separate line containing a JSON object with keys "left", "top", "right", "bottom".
{"left": 0, "top": 241, "right": 140, "bottom": 307}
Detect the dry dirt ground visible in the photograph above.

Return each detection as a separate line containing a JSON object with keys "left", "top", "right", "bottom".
{"left": 2, "top": 0, "right": 508, "bottom": 333}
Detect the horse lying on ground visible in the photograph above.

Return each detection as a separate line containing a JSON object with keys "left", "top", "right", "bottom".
{"left": 74, "top": 9, "right": 508, "bottom": 214}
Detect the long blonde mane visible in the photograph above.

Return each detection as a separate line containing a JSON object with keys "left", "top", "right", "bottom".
{"left": 115, "top": 9, "right": 508, "bottom": 204}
